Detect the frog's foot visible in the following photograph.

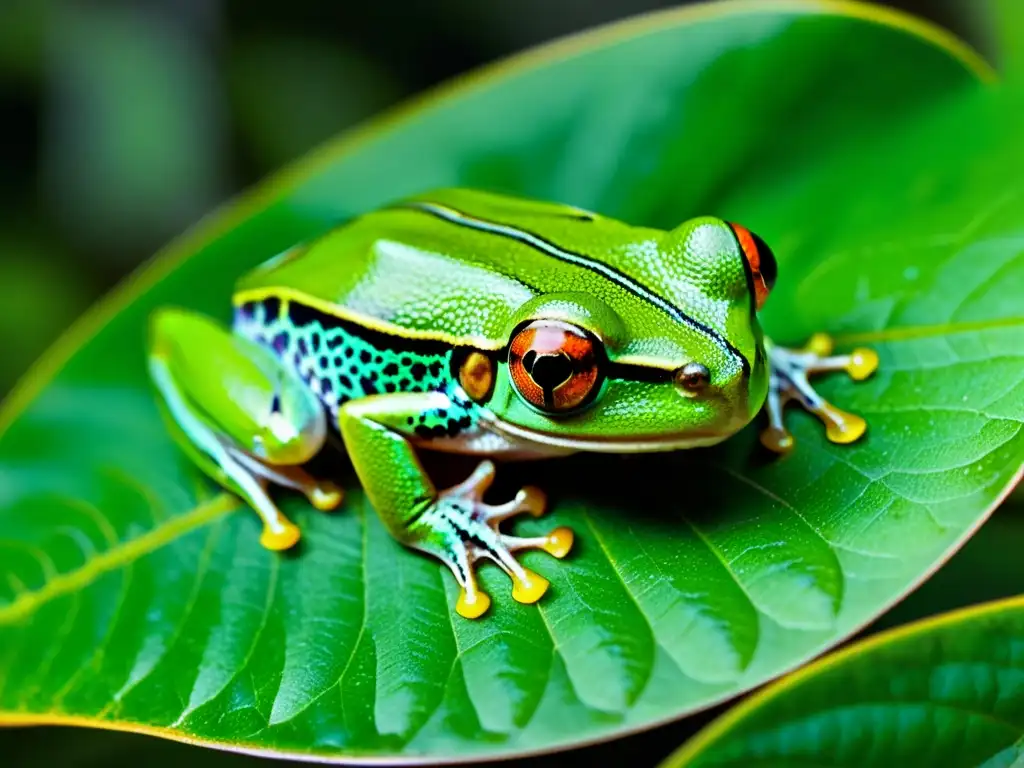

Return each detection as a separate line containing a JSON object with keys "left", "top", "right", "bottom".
{"left": 227, "top": 448, "right": 344, "bottom": 551}
{"left": 762, "top": 333, "right": 878, "bottom": 454}
{"left": 406, "top": 460, "right": 574, "bottom": 619}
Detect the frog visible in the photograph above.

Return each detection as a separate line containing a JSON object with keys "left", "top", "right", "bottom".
{"left": 148, "top": 188, "right": 877, "bottom": 619}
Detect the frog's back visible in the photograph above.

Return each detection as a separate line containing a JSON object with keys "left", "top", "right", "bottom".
{"left": 234, "top": 188, "right": 667, "bottom": 352}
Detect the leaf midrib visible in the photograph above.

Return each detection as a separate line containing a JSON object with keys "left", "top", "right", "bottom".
{"left": 830, "top": 316, "right": 1024, "bottom": 345}
{"left": 0, "top": 494, "right": 238, "bottom": 625}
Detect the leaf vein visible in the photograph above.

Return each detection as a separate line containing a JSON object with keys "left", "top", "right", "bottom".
{"left": 0, "top": 493, "right": 238, "bottom": 626}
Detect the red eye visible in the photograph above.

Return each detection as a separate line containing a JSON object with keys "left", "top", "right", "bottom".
{"left": 508, "top": 320, "right": 601, "bottom": 413}
{"left": 729, "top": 222, "right": 777, "bottom": 310}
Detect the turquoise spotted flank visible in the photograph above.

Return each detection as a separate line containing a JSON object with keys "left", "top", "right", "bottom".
{"left": 233, "top": 298, "right": 480, "bottom": 440}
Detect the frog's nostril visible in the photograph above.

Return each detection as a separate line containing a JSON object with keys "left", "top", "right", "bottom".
{"left": 675, "top": 362, "right": 711, "bottom": 394}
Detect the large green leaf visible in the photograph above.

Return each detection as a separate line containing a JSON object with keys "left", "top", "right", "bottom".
{"left": 663, "top": 595, "right": 1024, "bottom": 767}
{"left": 1, "top": 1, "right": 1021, "bottom": 762}
{"left": 8, "top": 500, "right": 1021, "bottom": 768}
{"left": 872, "top": 495, "right": 1024, "bottom": 633}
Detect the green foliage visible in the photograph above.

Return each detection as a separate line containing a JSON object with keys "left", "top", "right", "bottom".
{"left": 0, "top": 0, "right": 43, "bottom": 79}
{"left": 227, "top": 35, "right": 402, "bottom": 170}
{"left": 41, "top": 4, "right": 225, "bottom": 257}
{"left": 0, "top": 2, "right": 1021, "bottom": 764}
{"left": 0, "top": 237, "right": 94, "bottom": 394}
{"left": 664, "top": 594, "right": 1024, "bottom": 767}
{"left": 984, "top": 0, "right": 1024, "bottom": 78}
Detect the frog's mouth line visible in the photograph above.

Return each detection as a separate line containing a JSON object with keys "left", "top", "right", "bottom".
{"left": 483, "top": 415, "right": 735, "bottom": 454}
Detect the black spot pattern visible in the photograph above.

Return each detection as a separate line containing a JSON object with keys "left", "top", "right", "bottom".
{"left": 232, "top": 299, "right": 483, "bottom": 441}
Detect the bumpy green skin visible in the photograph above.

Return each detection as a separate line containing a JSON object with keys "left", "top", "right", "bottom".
{"left": 150, "top": 187, "right": 841, "bottom": 618}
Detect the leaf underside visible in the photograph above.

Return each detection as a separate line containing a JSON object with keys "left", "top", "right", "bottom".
{"left": 0, "top": 2, "right": 1022, "bottom": 763}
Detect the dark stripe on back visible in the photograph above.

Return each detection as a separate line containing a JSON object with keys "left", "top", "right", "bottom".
{"left": 283, "top": 300, "right": 456, "bottom": 356}
{"left": 396, "top": 201, "right": 749, "bottom": 376}
{"left": 606, "top": 362, "right": 674, "bottom": 384}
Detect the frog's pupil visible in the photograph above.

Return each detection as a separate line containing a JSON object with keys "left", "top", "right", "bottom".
{"left": 530, "top": 353, "right": 573, "bottom": 390}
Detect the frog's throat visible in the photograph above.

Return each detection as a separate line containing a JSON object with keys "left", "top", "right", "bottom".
{"left": 481, "top": 413, "right": 734, "bottom": 454}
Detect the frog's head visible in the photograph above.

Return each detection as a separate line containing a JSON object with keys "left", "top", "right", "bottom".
{"left": 476, "top": 217, "right": 774, "bottom": 452}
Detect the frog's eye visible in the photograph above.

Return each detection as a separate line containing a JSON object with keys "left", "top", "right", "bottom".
{"left": 728, "top": 222, "right": 778, "bottom": 310}
{"left": 508, "top": 320, "right": 601, "bottom": 413}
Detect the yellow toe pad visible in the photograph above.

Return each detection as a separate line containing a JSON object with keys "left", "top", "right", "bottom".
{"left": 760, "top": 426, "right": 794, "bottom": 454}
{"left": 261, "top": 522, "right": 301, "bottom": 551}
{"left": 847, "top": 348, "right": 879, "bottom": 381}
{"left": 520, "top": 486, "right": 547, "bottom": 517}
{"left": 311, "top": 482, "right": 344, "bottom": 511}
{"left": 823, "top": 408, "right": 867, "bottom": 444}
{"left": 544, "top": 527, "right": 574, "bottom": 559}
{"left": 457, "top": 589, "right": 491, "bottom": 619}
{"left": 511, "top": 568, "right": 550, "bottom": 605}
{"left": 804, "top": 332, "right": 834, "bottom": 356}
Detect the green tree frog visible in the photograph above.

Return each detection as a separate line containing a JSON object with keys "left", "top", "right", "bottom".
{"left": 148, "top": 189, "right": 877, "bottom": 619}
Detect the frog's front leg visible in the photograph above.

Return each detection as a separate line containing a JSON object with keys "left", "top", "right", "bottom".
{"left": 338, "top": 391, "right": 573, "bottom": 619}
{"left": 761, "top": 333, "right": 879, "bottom": 453}
{"left": 148, "top": 309, "right": 343, "bottom": 549}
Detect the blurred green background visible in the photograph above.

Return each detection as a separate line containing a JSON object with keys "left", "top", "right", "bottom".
{"left": 0, "top": 0, "right": 991, "bottom": 400}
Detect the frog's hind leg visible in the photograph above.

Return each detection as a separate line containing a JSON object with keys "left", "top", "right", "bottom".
{"left": 762, "top": 333, "right": 879, "bottom": 454}
{"left": 150, "top": 356, "right": 305, "bottom": 549}
{"left": 148, "top": 308, "right": 342, "bottom": 550}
